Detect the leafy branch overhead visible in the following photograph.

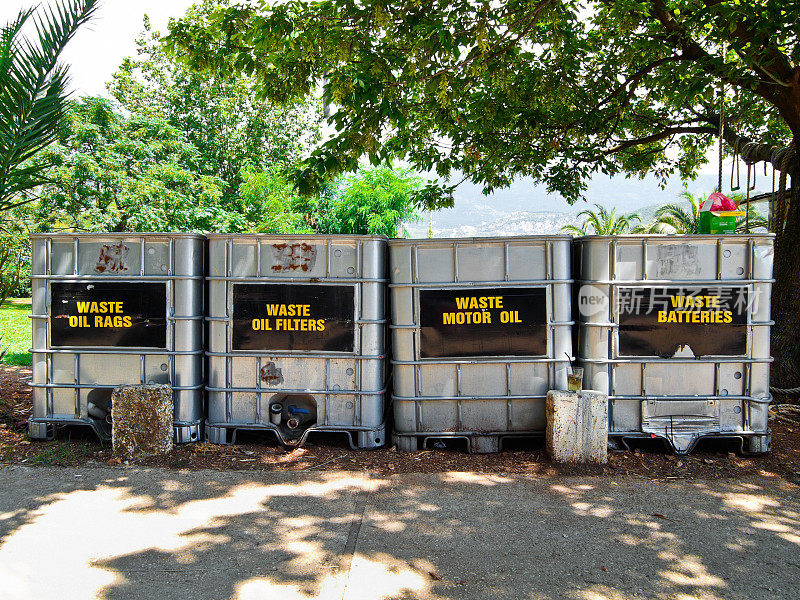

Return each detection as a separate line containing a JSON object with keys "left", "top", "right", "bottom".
{"left": 166, "top": 0, "right": 799, "bottom": 206}
{"left": 0, "top": 0, "right": 99, "bottom": 215}
{"left": 26, "top": 5, "right": 421, "bottom": 238}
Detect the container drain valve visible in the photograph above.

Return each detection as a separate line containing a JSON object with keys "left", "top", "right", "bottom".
{"left": 286, "top": 405, "right": 311, "bottom": 430}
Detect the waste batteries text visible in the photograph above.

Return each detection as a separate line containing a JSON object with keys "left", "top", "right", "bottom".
{"left": 658, "top": 294, "right": 733, "bottom": 324}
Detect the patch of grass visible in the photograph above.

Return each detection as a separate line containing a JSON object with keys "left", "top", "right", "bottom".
{"left": 1, "top": 298, "right": 32, "bottom": 366}
{"left": 27, "top": 442, "right": 92, "bottom": 466}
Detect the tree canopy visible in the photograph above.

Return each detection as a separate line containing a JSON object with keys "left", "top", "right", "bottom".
{"left": 33, "top": 97, "right": 421, "bottom": 235}
{"left": 28, "top": 3, "right": 421, "bottom": 237}
{"left": 166, "top": 0, "right": 800, "bottom": 386}
{"left": 32, "top": 97, "right": 228, "bottom": 232}
{"left": 166, "top": 0, "right": 799, "bottom": 204}
{"left": 111, "top": 2, "right": 323, "bottom": 201}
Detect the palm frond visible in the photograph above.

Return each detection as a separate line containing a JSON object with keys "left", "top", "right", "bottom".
{"left": 0, "top": 0, "right": 100, "bottom": 214}
{"left": 561, "top": 224, "right": 587, "bottom": 236}
{"left": 654, "top": 202, "right": 698, "bottom": 233}
{"left": 566, "top": 203, "right": 641, "bottom": 235}
{"left": 736, "top": 209, "right": 769, "bottom": 233}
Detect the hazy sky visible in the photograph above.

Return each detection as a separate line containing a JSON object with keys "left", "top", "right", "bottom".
{"left": 1, "top": 0, "right": 197, "bottom": 98}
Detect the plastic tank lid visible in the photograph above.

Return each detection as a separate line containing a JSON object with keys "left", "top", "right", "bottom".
{"left": 575, "top": 233, "right": 775, "bottom": 241}
{"left": 205, "top": 233, "right": 389, "bottom": 241}
{"left": 388, "top": 234, "right": 575, "bottom": 244}
{"left": 30, "top": 232, "right": 207, "bottom": 239}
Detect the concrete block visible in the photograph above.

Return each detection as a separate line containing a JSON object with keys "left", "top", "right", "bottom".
{"left": 546, "top": 389, "right": 608, "bottom": 464}
{"left": 112, "top": 385, "right": 173, "bottom": 459}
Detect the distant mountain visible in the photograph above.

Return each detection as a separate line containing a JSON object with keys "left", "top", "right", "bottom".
{"left": 405, "top": 172, "right": 771, "bottom": 238}
{"left": 404, "top": 210, "right": 578, "bottom": 238}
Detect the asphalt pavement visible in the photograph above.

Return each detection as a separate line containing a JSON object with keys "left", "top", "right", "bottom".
{"left": 0, "top": 466, "right": 798, "bottom": 600}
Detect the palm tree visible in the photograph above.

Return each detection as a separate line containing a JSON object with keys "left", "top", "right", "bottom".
{"left": 735, "top": 209, "right": 769, "bottom": 233}
{"left": 562, "top": 203, "right": 642, "bottom": 235}
{"left": 650, "top": 191, "right": 703, "bottom": 233}
{"left": 0, "top": 0, "right": 99, "bottom": 217}
{"left": 650, "top": 191, "right": 769, "bottom": 234}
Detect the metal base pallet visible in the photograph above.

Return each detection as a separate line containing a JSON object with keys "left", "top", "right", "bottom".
{"left": 391, "top": 431, "right": 544, "bottom": 453}
{"left": 206, "top": 423, "right": 386, "bottom": 449}
{"left": 27, "top": 418, "right": 203, "bottom": 444}
{"left": 608, "top": 430, "right": 771, "bottom": 455}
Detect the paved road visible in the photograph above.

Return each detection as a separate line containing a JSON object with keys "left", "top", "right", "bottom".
{"left": 0, "top": 466, "right": 798, "bottom": 600}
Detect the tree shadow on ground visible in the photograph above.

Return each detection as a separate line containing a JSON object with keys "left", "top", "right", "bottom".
{"left": 0, "top": 467, "right": 797, "bottom": 600}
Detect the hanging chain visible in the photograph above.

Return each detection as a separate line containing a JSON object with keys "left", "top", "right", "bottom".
{"left": 769, "top": 148, "right": 778, "bottom": 232}
{"left": 775, "top": 141, "right": 796, "bottom": 249}
{"left": 745, "top": 162, "right": 751, "bottom": 232}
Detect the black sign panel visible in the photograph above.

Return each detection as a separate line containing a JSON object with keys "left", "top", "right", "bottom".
{"left": 618, "top": 286, "right": 749, "bottom": 358}
{"left": 51, "top": 282, "right": 167, "bottom": 348}
{"left": 420, "top": 287, "right": 548, "bottom": 358}
{"left": 232, "top": 283, "right": 355, "bottom": 352}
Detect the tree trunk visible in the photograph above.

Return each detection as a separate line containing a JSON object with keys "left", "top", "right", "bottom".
{"left": 770, "top": 156, "right": 800, "bottom": 395}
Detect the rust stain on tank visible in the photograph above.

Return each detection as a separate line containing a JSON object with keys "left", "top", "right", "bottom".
{"left": 271, "top": 242, "right": 317, "bottom": 273}
{"left": 95, "top": 242, "right": 129, "bottom": 274}
{"left": 260, "top": 362, "right": 284, "bottom": 386}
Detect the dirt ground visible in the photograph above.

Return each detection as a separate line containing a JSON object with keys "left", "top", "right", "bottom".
{"left": 2, "top": 365, "right": 799, "bottom": 483}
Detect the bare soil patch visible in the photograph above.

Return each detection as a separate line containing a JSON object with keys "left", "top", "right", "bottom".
{"left": 2, "top": 365, "right": 799, "bottom": 482}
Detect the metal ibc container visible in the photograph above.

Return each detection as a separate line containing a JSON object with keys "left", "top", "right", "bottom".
{"left": 206, "top": 235, "right": 387, "bottom": 448}
{"left": 575, "top": 235, "right": 774, "bottom": 454}
{"left": 28, "top": 233, "right": 205, "bottom": 443}
{"left": 389, "top": 236, "right": 574, "bottom": 453}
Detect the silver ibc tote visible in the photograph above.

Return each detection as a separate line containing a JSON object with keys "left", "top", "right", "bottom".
{"left": 389, "top": 236, "right": 574, "bottom": 452}
{"left": 575, "top": 234, "right": 774, "bottom": 454}
{"left": 205, "top": 234, "right": 387, "bottom": 448}
{"left": 28, "top": 233, "right": 205, "bottom": 442}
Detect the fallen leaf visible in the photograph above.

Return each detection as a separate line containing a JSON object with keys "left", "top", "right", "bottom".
{"left": 652, "top": 513, "right": 668, "bottom": 520}
{"left": 107, "top": 457, "right": 122, "bottom": 466}
{"left": 601, "top": 566, "right": 608, "bottom": 572}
